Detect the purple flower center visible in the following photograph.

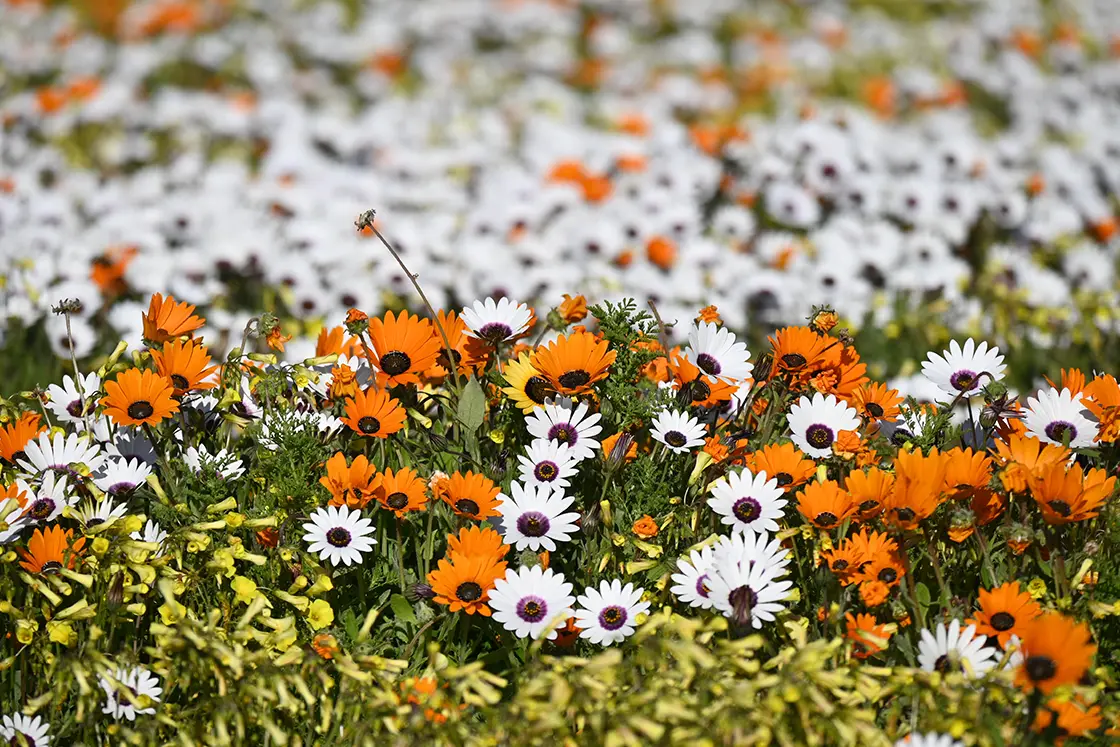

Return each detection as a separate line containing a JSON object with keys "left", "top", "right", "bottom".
{"left": 516, "top": 595, "right": 548, "bottom": 623}
{"left": 478, "top": 322, "right": 514, "bottom": 344}
{"left": 326, "top": 527, "right": 351, "bottom": 547}
{"left": 108, "top": 482, "right": 137, "bottom": 496}
{"left": 732, "top": 497, "right": 762, "bottom": 523}
{"left": 695, "top": 573, "right": 711, "bottom": 598}
{"left": 547, "top": 423, "right": 578, "bottom": 446}
{"left": 516, "top": 511, "right": 550, "bottom": 537}
{"left": 66, "top": 399, "right": 84, "bottom": 418}
{"left": 664, "top": 430, "right": 687, "bottom": 448}
{"left": 950, "top": 369, "right": 978, "bottom": 392}
{"left": 534, "top": 460, "right": 559, "bottom": 482}
{"left": 696, "top": 353, "right": 722, "bottom": 376}
{"left": 598, "top": 604, "right": 628, "bottom": 631}
{"left": 805, "top": 424, "right": 834, "bottom": 450}
{"left": 28, "top": 498, "right": 56, "bottom": 521}
{"left": 1044, "top": 420, "right": 1076, "bottom": 444}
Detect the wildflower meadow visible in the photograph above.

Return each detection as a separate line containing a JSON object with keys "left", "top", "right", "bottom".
{"left": 2, "top": 0, "right": 1120, "bottom": 745}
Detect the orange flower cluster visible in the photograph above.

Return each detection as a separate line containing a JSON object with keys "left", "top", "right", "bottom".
{"left": 427, "top": 526, "right": 510, "bottom": 617}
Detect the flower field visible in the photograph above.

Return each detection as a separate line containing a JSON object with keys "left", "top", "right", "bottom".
{"left": 3, "top": 0, "right": 1120, "bottom": 744}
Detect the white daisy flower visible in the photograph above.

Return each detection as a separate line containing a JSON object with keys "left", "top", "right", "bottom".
{"left": 707, "top": 469, "right": 787, "bottom": 533}
{"left": 74, "top": 497, "right": 128, "bottom": 531}
{"left": 670, "top": 545, "right": 718, "bottom": 609}
{"left": 45, "top": 372, "right": 100, "bottom": 425}
{"left": 650, "top": 409, "right": 706, "bottom": 454}
{"left": 490, "top": 565, "right": 576, "bottom": 640}
{"left": 21, "top": 472, "right": 73, "bottom": 524}
{"left": 786, "top": 393, "right": 861, "bottom": 459}
{"left": 183, "top": 445, "right": 245, "bottom": 480}
{"left": 0, "top": 713, "right": 51, "bottom": 746}
{"left": 1022, "top": 387, "right": 1096, "bottom": 448}
{"left": 18, "top": 432, "right": 104, "bottom": 477}
{"left": 93, "top": 458, "right": 152, "bottom": 497}
{"left": 302, "top": 505, "right": 377, "bottom": 566}
{"left": 920, "top": 338, "right": 1005, "bottom": 399}
{"left": 917, "top": 619, "right": 997, "bottom": 678}
{"left": 496, "top": 482, "right": 580, "bottom": 552}
{"left": 100, "top": 665, "right": 162, "bottom": 721}
{"left": 130, "top": 519, "right": 169, "bottom": 550}
{"left": 574, "top": 579, "right": 649, "bottom": 646}
{"left": 461, "top": 296, "right": 534, "bottom": 345}
{"left": 105, "top": 426, "right": 157, "bottom": 466}
{"left": 525, "top": 398, "right": 602, "bottom": 462}
{"left": 706, "top": 527, "right": 793, "bottom": 629}
{"left": 684, "top": 321, "right": 753, "bottom": 383}
{"left": 518, "top": 439, "right": 579, "bottom": 489}
{"left": 894, "top": 734, "right": 963, "bottom": 747}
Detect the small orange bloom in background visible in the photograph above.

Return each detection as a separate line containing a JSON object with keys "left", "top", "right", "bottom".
{"left": 797, "top": 480, "right": 855, "bottom": 530}
{"left": 558, "top": 294, "right": 588, "bottom": 324}
{"left": 968, "top": 581, "right": 1041, "bottom": 648}
{"left": 538, "top": 551, "right": 550, "bottom": 570}
{"left": 696, "top": 305, "right": 720, "bottom": 324}
{"left": 615, "top": 154, "right": 647, "bottom": 172}
{"left": 152, "top": 338, "right": 219, "bottom": 394}
{"left": 578, "top": 173, "right": 612, "bottom": 203}
{"left": 312, "top": 634, "right": 339, "bottom": 660}
{"left": 632, "top": 515, "right": 658, "bottom": 539}
{"left": 809, "top": 309, "right": 838, "bottom": 333}
{"left": 375, "top": 466, "right": 428, "bottom": 517}
{"left": 1091, "top": 217, "right": 1117, "bottom": 242}
{"left": 342, "top": 387, "right": 407, "bottom": 439}
{"left": 615, "top": 113, "right": 649, "bottom": 136}
{"left": 1011, "top": 27, "right": 1044, "bottom": 59}
{"left": 328, "top": 363, "right": 359, "bottom": 401}
{"left": 546, "top": 159, "right": 586, "bottom": 184}
{"left": 316, "top": 326, "right": 362, "bottom": 359}
{"left": 90, "top": 245, "right": 138, "bottom": 297}
{"left": 861, "top": 76, "right": 895, "bottom": 118}
{"left": 646, "top": 235, "right": 677, "bottom": 270}
{"left": 66, "top": 76, "right": 101, "bottom": 102}
{"left": 834, "top": 429, "right": 862, "bottom": 459}
{"left": 0, "top": 412, "right": 46, "bottom": 464}
{"left": 142, "top": 292, "right": 205, "bottom": 344}
{"left": 859, "top": 579, "right": 890, "bottom": 607}
{"left": 553, "top": 617, "right": 582, "bottom": 648}
{"left": 256, "top": 527, "right": 280, "bottom": 548}
{"left": 946, "top": 524, "right": 974, "bottom": 543}
{"left": 101, "top": 369, "right": 180, "bottom": 427}
{"left": 19, "top": 525, "right": 85, "bottom": 574}
{"left": 1014, "top": 613, "right": 1096, "bottom": 694}
{"left": 1026, "top": 172, "right": 1046, "bottom": 196}
{"left": 320, "top": 452, "right": 380, "bottom": 509}
{"left": 531, "top": 331, "right": 616, "bottom": 396}
{"left": 265, "top": 324, "right": 292, "bottom": 352}
{"left": 36, "top": 87, "right": 67, "bottom": 115}
{"left": 846, "top": 612, "right": 892, "bottom": 659}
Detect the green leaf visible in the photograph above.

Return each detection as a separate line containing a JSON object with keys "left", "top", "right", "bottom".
{"left": 457, "top": 376, "right": 487, "bottom": 432}
{"left": 914, "top": 582, "right": 931, "bottom": 610}
{"left": 390, "top": 594, "right": 417, "bottom": 626}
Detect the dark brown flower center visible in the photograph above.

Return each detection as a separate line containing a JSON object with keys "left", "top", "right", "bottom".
{"left": 380, "top": 351, "right": 412, "bottom": 376}
{"left": 386, "top": 492, "right": 409, "bottom": 510}
{"left": 39, "top": 560, "right": 62, "bottom": 574}
{"left": 878, "top": 568, "right": 898, "bottom": 584}
{"left": 1025, "top": 654, "right": 1057, "bottom": 682}
{"left": 127, "top": 401, "right": 154, "bottom": 420}
{"left": 557, "top": 369, "right": 591, "bottom": 389}
{"left": 358, "top": 416, "right": 381, "bottom": 434}
{"left": 688, "top": 379, "right": 711, "bottom": 402}
{"left": 934, "top": 654, "right": 960, "bottom": 673}
{"left": 170, "top": 374, "right": 189, "bottom": 390}
{"left": 832, "top": 559, "right": 850, "bottom": 571}
{"left": 1047, "top": 500, "right": 1072, "bottom": 517}
{"left": 865, "top": 402, "right": 884, "bottom": 417}
{"left": 815, "top": 511, "right": 838, "bottom": 526}
{"left": 455, "top": 498, "right": 480, "bottom": 516}
{"left": 525, "top": 376, "right": 552, "bottom": 404}
{"left": 894, "top": 507, "right": 916, "bottom": 523}
{"left": 664, "top": 431, "right": 688, "bottom": 448}
{"left": 805, "top": 424, "right": 834, "bottom": 449}
{"left": 775, "top": 472, "right": 793, "bottom": 487}
{"left": 456, "top": 581, "right": 483, "bottom": 602}
{"left": 990, "top": 611, "right": 1015, "bottom": 631}
{"left": 781, "top": 353, "right": 807, "bottom": 368}
{"left": 859, "top": 499, "right": 880, "bottom": 513}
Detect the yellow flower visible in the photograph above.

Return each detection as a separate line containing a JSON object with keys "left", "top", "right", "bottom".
{"left": 225, "top": 512, "right": 246, "bottom": 528}
{"left": 1027, "top": 578, "right": 1048, "bottom": 599}
{"left": 92, "top": 537, "right": 110, "bottom": 556}
{"left": 119, "top": 515, "right": 144, "bottom": 535}
{"left": 159, "top": 600, "right": 187, "bottom": 625}
{"left": 211, "top": 548, "right": 236, "bottom": 578}
{"left": 47, "top": 620, "right": 76, "bottom": 646}
{"left": 16, "top": 619, "right": 37, "bottom": 644}
{"left": 231, "top": 576, "right": 258, "bottom": 605}
{"left": 307, "top": 599, "right": 334, "bottom": 630}
{"left": 307, "top": 574, "right": 334, "bottom": 596}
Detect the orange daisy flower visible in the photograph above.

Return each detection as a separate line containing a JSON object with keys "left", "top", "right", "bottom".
{"left": 859, "top": 579, "right": 891, "bottom": 607}
{"left": 1015, "top": 613, "right": 1096, "bottom": 694}
{"left": 850, "top": 382, "right": 902, "bottom": 422}
{"left": 446, "top": 525, "right": 509, "bottom": 563}
{"left": 768, "top": 326, "right": 834, "bottom": 377}
{"left": 846, "top": 613, "right": 892, "bottom": 659}
{"left": 101, "top": 369, "right": 179, "bottom": 427}
{"left": 796, "top": 480, "right": 856, "bottom": 529}
{"left": 943, "top": 448, "right": 993, "bottom": 497}
{"left": 142, "top": 292, "right": 205, "bottom": 344}
{"left": 437, "top": 471, "right": 500, "bottom": 520}
{"left": 968, "top": 581, "right": 1041, "bottom": 648}
{"left": 808, "top": 343, "right": 869, "bottom": 402}
{"left": 1044, "top": 368, "right": 1087, "bottom": 398}
{"left": 668, "top": 352, "right": 739, "bottom": 408}
{"left": 846, "top": 528, "right": 900, "bottom": 571}
{"left": 375, "top": 466, "right": 428, "bottom": 517}
{"left": 320, "top": 452, "right": 380, "bottom": 508}
{"left": 884, "top": 448, "right": 950, "bottom": 530}
{"left": 1033, "top": 699, "right": 1102, "bottom": 745}
{"left": 820, "top": 542, "right": 867, "bottom": 586}
{"left": 315, "top": 326, "right": 362, "bottom": 359}
{"left": 0, "top": 412, "right": 46, "bottom": 464}
{"left": 845, "top": 467, "right": 894, "bottom": 520}
{"left": 427, "top": 553, "right": 506, "bottom": 616}
{"left": 18, "top": 525, "right": 86, "bottom": 574}
{"left": 367, "top": 310, "right": 442, "bottom": 388}
{"left": 151, "top": 338, "right": 219, "bottom": 393}
{"left": 1028, "top": 461, "right": 1115, "bottom": 524}
{"left": 342, "top": 388, "right": 407, "bottom": 439}
{"left": 745, "top": 442, "right": 817, "bottom": 491}
{"left": 558, "top": 294, "right": 589, "bottom": 324}
{"left": 861, "top": 553, "right": 905, "bottom": 589}
{"left": 531, "top": 331, "right": 617, "bottom": 396}
{"left": 993, "top": 434, "right": 1070, "bottom": 493}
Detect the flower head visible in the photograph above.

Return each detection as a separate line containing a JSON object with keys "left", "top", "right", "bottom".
{"left": 574, "top": 579, "right": 649, "bottom": 645}
{"left": 101, "top": 369, "right": 179, "bottom": 427}
{"left": 301, "top": 505, "right": 377, "bottom": 566}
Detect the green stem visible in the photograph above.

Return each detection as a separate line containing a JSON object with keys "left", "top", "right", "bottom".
{"left": 395, "top": 520, "right": 408, "bottom": 593}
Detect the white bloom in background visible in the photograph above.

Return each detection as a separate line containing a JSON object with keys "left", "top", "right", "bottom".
{"left": 497, "top": 482, "right": 580, "bottom": 551}
{"left": 916, "top": 619, "right": 997, "bottom": 678}
{"left": 574, "top": 579, "right": 649, "bottom": 646}
{"left": 517, "top": 439, "right": 579, "bottom": 489}
{"left": 650, "top": 410, "right": 706, "bottom": 454}
{"left": 18, "top": 432, "right": 104, "bottom": 476}
{"left": 302, "top": 505, "right": 377, "bottom": 566}
{"left": 461, "top": 297, "right": 534, "bottom": 344}
{"left": 21, "top": 472, "right": 73, "bottom": 524}
{"left": 786, "top": 393, "right": 860, "bottom": 459}
{"left": 525, "top": 399, "right": 603, "bottom": 462}
{"left": 921, "top": 338, "right": 1005, "bottom": 399}
{"left": 45, "top": 372, "right": 100, "bottom": 425}
{"left": 707, "top": 469, "right": 786, "bottom": 533}
{"left": 74, "top": 497, "right": 128, "bottom": 530}
{"left": 130, "top": 519, "right": 169, "bottom": 550}
{"left": 490, "top": 565, "right": 575, "bottom": 640}
{"left": 1022, "top": 387, "right": 1097, "bottom": 448}
{"left": 0, "top": 713, "right": 52, "bottom": 746}
{"left": 706, "top": 528, "right": 793, "bottom": 629}
{"left": 100, "top": 666, "right": 162, "bottom": 721}
{"left": 670, "top": 544, "right": 718, "bottom": 609}
{"left": 684, "top": 321, "right": 753, "bottom": 383}
{"left": 94, "top": 458, "right": 152, "bottom": 497}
